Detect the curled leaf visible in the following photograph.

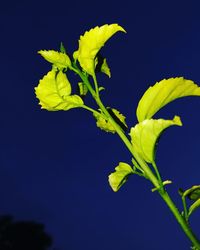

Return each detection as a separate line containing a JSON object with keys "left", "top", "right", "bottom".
{"left": 188, "top": 199, "right": 200, "bottom": 217}
{"left": 100, "top": 58, "right": 111, "bottom": 78}
{"left": 38, "top": 50, "right": 71, "bottom": 70}
{"left": 78, "top": 82, "right": 88, "bottom": 96}
{"left": 94, "top": 112, "right": 115, "bottom": 133}
{"left": 130, "top": 116, "right": 182, "bottom": 163}
{"left": 35, "top": 69, "right": 83, "bottom": 111}
{"left": 182, "top": 185, "right": 200, "bottom": 200}
{"left": 99, "top": 86, "right": 105, "bottom": 92}
{"left": 188, "top": 189, "right": 200, "bottom": 201}
{"left": 95, "top": 54, "right": 111, "bottom": 78}
{"left": 152, "top": 180, "right": 172, "bottom": 192}
{"left": 136, "top": 77, "right": 200, "bottom": 122}
{"left": 107, "top": 108, "right": 127, "bottom": 131}
{"left": 93, "top": 108, "right": 127, "bottom": 133}
{"left": 179, "top": 186, "right": 200, "bottom": 218}
{"left": 108, "top": 162, "right": 134, "bottom": 192}
{"left": 75, "top": 24, "right": 126, "bottom": 75}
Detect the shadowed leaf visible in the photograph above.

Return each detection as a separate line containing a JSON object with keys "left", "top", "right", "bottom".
{"left": 109, "top": 162, "right": 134, "bottom": 192}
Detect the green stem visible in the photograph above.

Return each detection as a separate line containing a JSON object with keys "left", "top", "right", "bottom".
{"left": 81, "top": 105, "right": 101, "bottom": 117}
{"left": 71, "top": 65, "right": 97, "bottom": 99}
{"left": 160, "top": 191, "right": 200, "bottom": 249}
{"left": 95, "top": 95, "right": 200, "bottom": 249}
{"left": 95, "top": 96, "right": 160, "bottom": 189}
{"left": 182, "top": 195, "right": 189, "bottom": 222}
{"left": 92, "top": 74, "right": 100, "bottom": 98}
{"left": 76, "top": 68, "right": 200, "bottom": 249}
{"left": 152, "top": 161, "right": 164, "bottom": 192}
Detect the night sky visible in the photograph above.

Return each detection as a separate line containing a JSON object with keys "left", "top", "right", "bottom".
{"left": 1, "top": 1, "right": 200, "bottom": 249}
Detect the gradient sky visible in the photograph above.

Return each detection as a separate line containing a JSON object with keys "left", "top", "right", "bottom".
{"left": 1, "top": 1, "right": 200, "bottom": 249}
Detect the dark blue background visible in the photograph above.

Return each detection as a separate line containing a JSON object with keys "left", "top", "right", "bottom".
{"left": 1, "top": 1, "right": 200, "bottom": 249}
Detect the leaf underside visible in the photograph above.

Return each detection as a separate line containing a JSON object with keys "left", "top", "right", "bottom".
{"left": 108, "top": 162, "right": 134, "bottom": 192}
{"left": 130, "top": 116, "right": 182, "bottom": 163}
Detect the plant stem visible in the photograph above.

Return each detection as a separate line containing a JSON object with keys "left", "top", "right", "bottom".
{"left": 92, "top": 74, "right": 100, "bottom": 98}
{"left": 152, "top": 161, "right": 164, "bottom": 192}
{"left": 96, "top": 95, "right": 200, "bottom": 249}
{"left": 160, "top": 191, "right": 200, "bottom": 249}
{"left": 71, "top": 65, "right": 97, "bottom": 99}
{"left": 182, "top": 195, "right": 189, "bottom": 222}
{"left": 77, "top": 69, "right": 200, "bottom": 249}
{"left": 95, "top": 96, "right": 160, "bottom": 189}
{"left": 81, "top": 105, "right": 101, "bottom": 117}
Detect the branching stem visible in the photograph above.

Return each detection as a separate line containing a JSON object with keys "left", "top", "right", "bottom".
{"left": 76, "top": 67, "right": 200, "bottom": 250}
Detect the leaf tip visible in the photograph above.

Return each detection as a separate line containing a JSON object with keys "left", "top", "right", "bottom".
{"left": 173, "top": 115, "right": 182, "bottom": 126}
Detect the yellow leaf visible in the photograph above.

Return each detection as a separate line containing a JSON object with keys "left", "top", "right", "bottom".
{"left": 38, "top": 50, "right": 71, "bottom": 70}
{"left": 130, "top": 116, "right": 182, "bottom": 163}
{"left": 93, "top": 108, "right": 127, "bottom": 133}
{"left": 136, "top": 77, "right": 200, "bottom": 122}
{"left": 108, "top": 162, "right": 134, "bottom": 192}
{"left": 101, "top": 58, "right": 111, "bottom": 78}
{"left": 35, "top": 69, "right": 83, "bottom": 111}
{"left": 75, "top": 24, "right": 126, "bottom": 75}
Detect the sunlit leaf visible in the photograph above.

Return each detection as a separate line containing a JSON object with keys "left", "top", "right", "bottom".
{"left": 130, "top": 116, "right": 182, "bottom": 163}
{"left": 38, "top": 50, "right": 71, "bottom": 70}
{"left": 35, "top": 69, "right": 83, "bottom": 111}
{"left": 75, "top": 24, "right": 126, "bottom": 75}
{"left": 108, "top": 162, "right": 134, "bottom": 192}
{"left": 188, "top": 199, "right": 200, "bottom": 217}
{"left": 136, "top": 77, "right": 200, "bottom": 122}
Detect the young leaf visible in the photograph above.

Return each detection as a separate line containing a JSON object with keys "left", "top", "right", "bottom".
{"left": 188, "top": 199, "right": 200, "bottom": 218}
{"left": 188, "top": 189, "right": 200, "bottom": 201}
{"left": 93, "top": 112, "right": 116, "bottom": 133}
{"left": 136, "top": 77, "right": 200, "bottom": 122}
{"left": 99, "top": 87, "right": 105, "bottom": 92}
{"left": 35, "top": 69, "right": 83, "bottom": 111}
{"left": 129, "top": 116, "right": 182, "bottom": 163}
{"left": 74, "top": 24, "right": 126, "bottom": 76}
{"left": 93, "top": 108, "right": 127, "bottom": 133}
{"left": 95, "top": 54, "right": 111, "bottom": 78}
{"left": 151, "top": 180, "right": 172, "bottom": 192}
{"left": 78, "top": 82, "right": 88, "bottom": 96}
{"left": 108, "top": 162, "right": 134, "bottom": 192}
{"left": 60, "top": 42, "right": 66, "bottom": 53}
{"left": 182, "top": 185, "right": 200, "bottom": 200}
{"left": 101, "top": 58, "right": 111, "bottom": 78}
{"left": 38, "top": 50, "right": 71, "bottom": 70}
{"left": 107, "top": 108, "right": 127, "bottom": 131}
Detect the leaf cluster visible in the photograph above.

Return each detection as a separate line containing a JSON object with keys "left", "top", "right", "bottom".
{"left": 35, "top": 23, "right": 200, "bottom": 227}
